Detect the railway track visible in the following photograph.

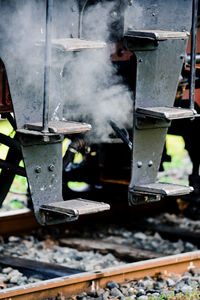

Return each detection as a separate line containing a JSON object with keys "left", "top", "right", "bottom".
{"left": 0, "top": 196, "right": 179, "bottom": 237}
{"left": 0, "top": 251, "right": 200, "bottom": 299}
{"left": 1, "top": 206, "right": 200, "bottom": 298}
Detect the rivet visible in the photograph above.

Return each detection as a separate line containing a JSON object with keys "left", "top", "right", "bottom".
{"left": 111, "top": 11, "right": 118, "bottom": 18}
{"left": 35, "top": 166, "right": 41, "bottom": 173}
{"left": 43, "top": 136, "right": 50, "bottom": 143}
{"left": 137, "top": 161, "right": 143, "bottom": 168}
{"left": 148, "top": 160, "right": 153, "bottom": 167}
{"left": 48, "top": 164, "right": 55, "bottom": 171}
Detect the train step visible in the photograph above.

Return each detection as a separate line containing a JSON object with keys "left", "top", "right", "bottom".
{"left": 136, "top": 106, "right": 197, "bottom": 121}
{"left": 38, "top": 38, "right": 106, "bottom": 52}
{"left": 23, "top": 120, "right": 91, "bottom": 134}
{"left": 133, "top": 182, "right": 193, "bottom": 196}
{"left": 125, "top": 29, "right": 189, "bottom": 41}
{"left": 40, "top": 199, "right": 110, "bottom": 218}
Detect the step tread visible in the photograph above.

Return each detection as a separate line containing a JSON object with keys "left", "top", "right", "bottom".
{"left": 136, "top": 106, "right": 196, "bottom": 120}
{"left": 24, "top": 120, "right": 91, "bottom": 134}
{"left": 134, "top": 182, "right": 193, "bottom": 196}
{"left": 51, "top": 38, "right": 106, "bottom": 51}
{"left": 40, "top": 199, "right": 110, "bottom": 217}
{"left": 125, "top": 29, "right": 189, "bottom": 40}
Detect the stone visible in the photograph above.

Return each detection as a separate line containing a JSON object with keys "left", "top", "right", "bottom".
{"left": 8, "top": 270, "right": 23, "bottom": 283}
{"left": 133, "top": 232, "right": 147, "bottom": 240}
{"left": 166, "top": 278, "right": 175, "bottom": 287}
{"left": 151, "top": 292, "right": 160, "bottom": 298}
{"left": 138, "top": 296, "right": 148, "bottom": 300}
{"left": 87, "top": 291, "right": 97, "bottom": 297}
{"left": 136, "top": 290, "right": 146, "bottom": 297}
{"left": 153, "top": 282, "right": 162, "bottom": 290}
{"left": 0, "top": 274, "right": 7, "bottom": 282}
{"left": 96, "top": 293, "right": 108, "bottom": 300}
{"left": 2, "top": 267, "right": 13, "bottom": 274}
{"left": 128, "top": 287, "right": 135, "bottom": 294}
{"left": 8, "top": 236, "right": 21, "bottom": 243}
{"left": 110, "top": 287, "right": 123, "bottom": 298}
{"left": 107, "top": 280, "right": 119, "bottom": 290}
{"left": 77, "top": 292, "right": 87, "bottom": 300}
{"left": 142, "top": 280, "right": 153, "bottom": 289}
{"left": 96, "top": 288, "right": 106, "bottom": 297}
{"left": 181, "top": 285, "right": 193, "bottom": 294}
{"left": 119, "top": 287, "right": 129, "bottom": 297}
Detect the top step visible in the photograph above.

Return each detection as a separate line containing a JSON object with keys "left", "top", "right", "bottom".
{"left": 136, "top": 106, "right": 197, "bottom": 121}
{"left": 125, "top": 30, "right": 189, "bottom": 41}
{"left": 41, "top": 38, "right": 106, "bottom": 52}
{"left": 133, "top": 182, "right": 193, "bottom": 196}
{"left": 40, "top": 198, "right": 110, "bottom": 218}
{"left": 18, "top": 120, "right": 91, "bottom": 135}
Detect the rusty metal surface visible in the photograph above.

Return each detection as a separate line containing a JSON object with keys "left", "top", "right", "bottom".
{"left": 134, "top": 182, "right": 193, "bottom": 196}
{"left": 41, "top": 199, "right": 110, "bottom": 217}
{"left": 0, "top": 59, "right": 13, "bottom": 113}
{"left": 136, "top": 107, "right": 197, "bottom": 120}
{"left": 125, "top": 30, "right": 188, "bottom": 41}
{"left": 25, "top": 121, "right": 91, "bottom": 134}
{"left": 51, "top": 38, "right": 106, "bottom": 51}
{"left": 1, "top": 251, "right": 200, "bottom": 299}
{"left": 0, "top": 209, "right": 40, "bottom": 236}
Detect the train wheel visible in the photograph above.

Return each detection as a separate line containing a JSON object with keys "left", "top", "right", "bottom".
{"left": 0, "top": 113, "right": 23, "bottom": 207}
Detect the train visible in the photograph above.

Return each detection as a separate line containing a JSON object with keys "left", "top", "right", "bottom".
{"left": 0, "top": 0, "right": 199, "bottom": 225}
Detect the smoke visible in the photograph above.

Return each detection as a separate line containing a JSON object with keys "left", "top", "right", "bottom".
{"left": 62, "top": 48, "right": 133, "bottom": 142}
{"left": 0, "top": 0, "right": 133, "bottom": 142}
{"left": 124, "top": 1, "right": 144, "bottom": 30}
{"left": 62, "top": 1, "right": 133, "bottom": 142}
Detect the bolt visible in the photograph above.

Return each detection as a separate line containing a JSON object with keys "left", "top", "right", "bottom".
{"left": 148, "top": 160, "right": 153, "bottom": 167}
{"left": 43, "top": 135, "right": 50, "bottom": 143}
{"left": 35, "top": 166, "right": 41, "bottom": 173}
{"left": 111, "top": 11, "right": 118, "bottom": 18}
{"left": 137, "top": 161, "right": 142, "bottom": 168}
{"left": 48, "top": 164, "right": 55, "bottom": 171}
{"left": 152, "top": 12, "right": 155, "bottom": 16}
{"left": 138, "top": 58, "right": 143, "bottom": 63}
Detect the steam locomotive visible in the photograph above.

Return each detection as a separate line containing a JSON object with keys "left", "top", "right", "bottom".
{"left": 0, "top": 0, "right": 199, "bottom": 225}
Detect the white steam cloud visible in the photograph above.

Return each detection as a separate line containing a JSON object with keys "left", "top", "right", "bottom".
{"left": 0, "top": 0, "right": 133, "bottom": 142}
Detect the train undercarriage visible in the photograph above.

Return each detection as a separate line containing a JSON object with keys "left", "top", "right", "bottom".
{"left": 0, "top": 0, "right": 200, "bottom": 224}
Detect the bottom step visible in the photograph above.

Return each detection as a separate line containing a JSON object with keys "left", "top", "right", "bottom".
{"left": 133, "top": 182, "right": 193, "bottom": 196}
{"left": 40, "top": 199, "right": 110, "bottom": 217}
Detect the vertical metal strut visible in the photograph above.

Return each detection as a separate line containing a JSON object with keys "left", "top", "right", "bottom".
{"left": 189, "top": 0, "right": 198, "bottom": 110}
{"left": 42, "top": 0, "right": 53, "bottom": 133}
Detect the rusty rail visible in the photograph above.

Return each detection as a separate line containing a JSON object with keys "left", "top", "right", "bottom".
{"left": 0, "top": 209, "right": 40, "bottom": 236}
{"left": 1, "top": 251, "right": 200, "bottom": 299}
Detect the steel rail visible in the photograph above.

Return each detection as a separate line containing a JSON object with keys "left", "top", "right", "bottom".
{"left": 0, "top": 209, "right": 40, "bottom": 236}
{"left": 0, "top": 251, "right": 200, "bottom": 299}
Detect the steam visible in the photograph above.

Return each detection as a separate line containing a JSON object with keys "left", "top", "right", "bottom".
{"left": 0, "top": 0, "right": 133, "bottom": 142}
{"left": 62, "top": 48, "right": 133, "bottom": 141}
{"left": 62, "top": 2, "right": 133, "bottom": 141}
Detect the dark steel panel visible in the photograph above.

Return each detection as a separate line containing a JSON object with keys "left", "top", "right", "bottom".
{"left": 21, "top": 139, "right": 64, "bottom": 225}
{"left": 0, "top": 0, "right": 79, "bottom": 128}
{"left": 125, "top": 0, "right": 192, "bottom": 32}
